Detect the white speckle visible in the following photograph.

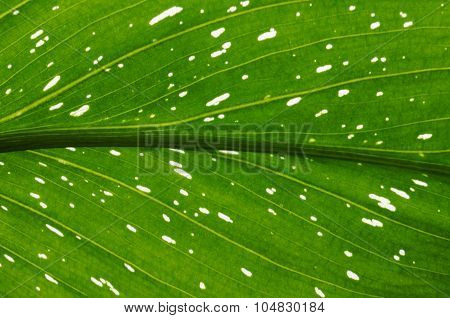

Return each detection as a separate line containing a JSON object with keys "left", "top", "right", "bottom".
{"left": 43, "top": 75, "right": 61, "bottom": 91}
{"left": 179, "top": 91, "right": 188, "bottom": 98}
{"left": 204, "top": 117, "right": 214, "bottom": 122}
{"left": 30, "top": 29, "right": 44, "bottom": 39}
{"left": 174, "top": 168, "right": 192, "bottom": 179}
{"left": 417, "top": 133, "right": 432, "bottom": 140}
{"left": 45, "top": 273, "right": 58, "bottom": 285}
{"left": 362, "top": 218, "right": 383, "bottom": 227}
{"left": 222, "top": 42, "right": 231, "bottom": 49}
{"left": 218, "top": 212, "right": 233, "bottom": 223}
{"left": 241, "top": 74, "right": 248, "bottom": 80}
{"left": 46, "top": 224, "right": 64, "bottom": 237}
{"left": 149, "top": 6, "right": 183, "bottom": 26}
{"left": 286, "top": 97, "right": 302, "bottom": 107}
{"left": 206, "top": 93, "right": 230, "bottom": 106}
{"left": 126, "top": 224, "right": 137, "bottom": 233}
{"left": 412, "top": 179, "right": 428, "bottom": 187}
{"left": 109, "top": 150, "right": 121, "bottom": 156}
{"left": 162, "top": 235, "right": 176, "bottom": 244}
{"left": 315, "top": 287, "right": 325, "bottom": 298}
{"left": 317, "top": 231, "right": 323, "bottom": 237}
{"left": 356, "top": 124, "right": 364, "bottom": 130}
{"left": 342, "top": 60, "right": 349, "bottom": 66}
{"left": 346, "top": 270, "right": 359, "bottom": 281}
{"left": 315, "top": 109, "right": 328, "bottom": 117}
{"left": 344, "top": 251, "right": 353, "bottom": 257}
{"left": 370, "top": 21, "right": 380, "bottom": 30}
{"left": 390, "top": 187, "right": 410, "bottom": 199}
{"left": 35, "top": 177, "right": 45, "bottom": 184}
{"left": 52, "top": 6, "right": 60, "bottom": 11}
{"left": 179, "top": 189, "right": 189, "bottom": 196}
{"left": 310, "top": 216, "right": 317, "bottom": 222}
{"left": 199, "top": 207, "right": 210, "bottom": 215}
{"left": 376, "top": 91, "right": 383, "bottom": 97}
{"left": 349, "top": 5, "right": 356, "bottom": 11}
{"left": 136, "top": 185, "right": 151, "bottom": 193}
{"left": 399, "top": 249, "right": 406, "bottom": 256}
{"left": 49, "top": 102, "right": 63, "bottom": 111}
{"left": 211, "top": 27, "right": 225, "bottom": 38}
{"left": 38, "top": 253, "right": 47, "bottom": 260}
{"left": 240, "top": 0, "right": 250, "bottom": 7}
{"left": 69, "top": 105, "right": 90, "bottom": 117}
{"left": 5, "top": 88, "right": 12, "bottom": 95}
{"left": 257, "top": 28, "right": 277, "bottom": 41}
{"left": 227, "top": 6, "right": 237, "bottom": 13}
{"left": 188, "top": 55, "right": 195, "bottom": 61}
{"left": 325, "top": 43, "right": 333, "bottom": 50}
{"left": 316, "top": 64, "right": 332, "bottom": 73}
{"left": 30, "top": 192, "right": 40, "bottom": 199}
{"left": 91, "top": 277, "right": 103, "bottom": 287}
{"left": 347, "top": 134, "right": 355, "bottom": 140}
{"left": 394, "top": 255, "right": 400, "bottom": 261}
{"left": 4, "top": 254, "right": 14, "bottom": 263}
{"left": 241, "top": 267, "right": 252, "bottom": 277}
{"left": 338, "top": 89, "right": 350, "bottom": 97}
{"left": 169, "top": 161, "right": 182, "bottom": 168}
{"left": 124, "top": 263, "right": 135, "bottom": 272}
{"left": 117, "top": 63, "right": 124, "bottom": 68}
{"left": 199, "top": 282, "right": 206, "bottom": 290}
{"left": 299, "top": 194, "right": 306, "bottom": 201}
{"left": 40, "top": 202, "right": 47, "bottom": 209}
{"left": 403, "top": 21, "right": 413, "bottom": 28}
{"left": 369, "top": 193, "right": 396, "bottom": 212}
{"left": 162, "top": 214, "right": 171, "bottom": 222}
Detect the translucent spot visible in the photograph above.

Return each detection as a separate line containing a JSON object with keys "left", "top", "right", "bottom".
{"left": 46, "top": 224, "right": 64, "bottom": 237}
{"left": 45, "top": 273, "right": 58, "bottom": 285}
{"left": 417, "top": 133, "right": 432, "bottom": 140}
{"left": 257, "top": 28, "right": 277, "bottom": 41}
{"left": 136, "top": 185, "right": 151, "bottom": 193}
{"left": 43, "top": 75, "right": 61, "bottom": 91}
{"left": 370, "top": 21, "right": 380, "bottom": 30}
{"left": 241, "top": 267, "right": 252, "bottom": 277}
{"left": 149, "top": 6, "right": 183, "bottom": 25}
{"left": 124, "top": 263, "right": 135, "bottom": 272}
{"left": 346, "top": 270, "right": 359, "bottom": 281}
{"left": 69, "top": 105, "right": 90, "bottom": 117}
{"left": 315, "top": 287, "right": 325, "bottom": 298}
{"left": 218, "top": 212, "right": 233, "bottom": 223}
{"left": 162, "top": 235, "right": 176, "bottom": 244}
{"left": 286, "top": 97, "right": 302, "bottom": 107}
{"left": 316, "top": 64, "right": 332, "bottom": 73}
{"left": 211, "top": 27, "right": 225, "bottom": 38}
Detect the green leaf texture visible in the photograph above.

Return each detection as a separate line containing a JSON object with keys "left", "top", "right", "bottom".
{"left": 0, "top": 0, "right": 449, "bottom": 297}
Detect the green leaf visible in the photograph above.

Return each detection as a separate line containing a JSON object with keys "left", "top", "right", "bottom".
{"left": 0, "top": 0, "right": 449, "bottom": 297}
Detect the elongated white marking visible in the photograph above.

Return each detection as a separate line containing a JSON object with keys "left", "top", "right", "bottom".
{"left": 162, "top": 214, "right": 171, "bottom": 222}
{"left": 219, "top": 150, "right": 239, "bottom": 155}
{"left": 149, "top": 6, "right": 183, "bottom": 25}
{"left": 346, "top": 270, "right": 359, "bottom": 280}
{"left": 241, "top": 267, "right": 252, "bottom": 277}
{"left": 390, "top": 187, "right": 410, "bottom": 199}
{"left": 126, "top": 224, "right": 137, "bottom": 233}
{"left": 35, "top": 177, "right": 45, "bottom": 184}
{"left": 46, "top": 224, "right": 64, "bottom": 237}
{"left": 286, "top": 97, "right": 302, "bottom": 107}
{"left": 338, "top": 89, "right": 350, "bottom": 97}
{"left": 91, "top": 277, "right": 103, "bottom": 287}
{"left": 258, "top": 28, "right": 277, "bottom": 41}
{"left": 412, "top": 179, "right": 428, "bottom": 187}
{"left": 211, "top": 27, "right": 225, "bottom": 38}
{"left": 4, "top": 254, "right": 14, "bottom": 263}
{"left": 31, "top": 29, "right": 44, "bottom": 39}
{"left": 136, "top": 185, "right": 151, "bottom": 193}
{"left": 417, "top": 133, "right": 432, "bottom": 140}
{"left": 362, "top": 218, "right": 383, "bottom": 227}
{"left": 344, "top": 251, "right": 353, "bottom": 257}
{"left": 218, "top": 212, "right": 233, "bottom": 223}
{"left": 49, "top": 102, "right": 63, "bottom": 111}
{"left": 38, "top": 253, "right": 47, "bottom": 259}
{"left": 124, "top": 263, "right": 135, "bottom": 272}
{"left": 315, "top": 287, "right": 325, "bottom": 298}
{"left": 174, "top": 168, "right": 192, "bottom": 179}
{"left": 199, "top": 207, "right": 210, "bottom": 215}
{"left": 316, "top": 64, "right": 332, "bottom": 73}
{"left": 315, "top": 109, "right": 328, "bottom": 117}
{"left": 179, "top": 189, "right": 189, "bottom": 196}
{"left": 368, "top": 194, "right": 396, "bottom": 212}
{"left": 109, "top": 149, "right": 121, "bottom": 156}
{"left": 370, "top": 21, "right": 380, "bottom": 30}
{"left": 206, "top": 93, "right": 230, "bottom": 106}
{"left": 403, "top": 21, "right": 413, "bottom": 28}
{"left": 70, "top": 105, "right": 89, "bottom": 117}
{"left": 43, "top": 75, "right": 61, "bottom": 91}
{"left": 169, "top": 161, "right": 182, "bottom": 168}
{"left": 45, "top": 273, "right": 58, "bottom": 284}
{"left": 162, "top": 235, "right": 176, "bottom": 244}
